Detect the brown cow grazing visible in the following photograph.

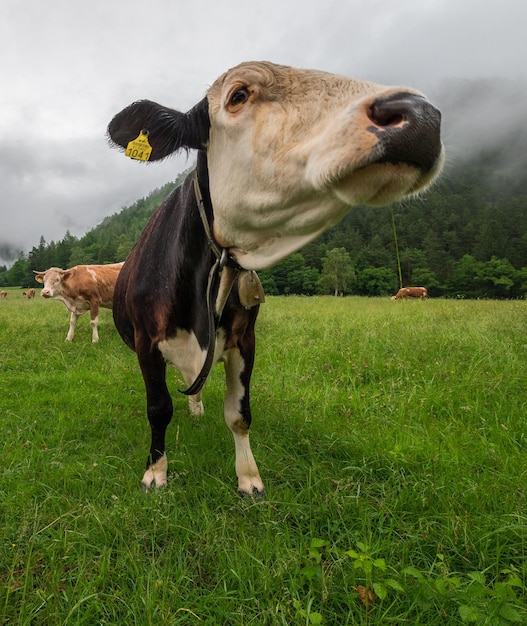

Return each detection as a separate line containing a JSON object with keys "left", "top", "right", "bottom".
{"left": 34, "top": 263, "right": 123, "bottom": 342}
{"left": 22, "top": 289, "right": 35, "bottom": 299}
{"left": 107, "top": 61, "right": 443, "bottom": 492}
{"left": 391, "top": 286, "right": 428, "bottom": 300}
{"left": 0, "top": 291, "right": 6, "bottom": 299}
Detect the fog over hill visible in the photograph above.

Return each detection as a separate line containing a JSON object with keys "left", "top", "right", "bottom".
{"left": 433, "top": 79, "right": 527, "bottom": 179}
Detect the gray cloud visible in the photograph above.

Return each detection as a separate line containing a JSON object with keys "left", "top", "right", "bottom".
{"left": 433, "top": 78, "right": 527, "bottom": 172}
{"left": 1, "top": 0, "right": 525, "bottom": 266}
{"left": 0, "top": 242, "right": 22, "bottom": 265}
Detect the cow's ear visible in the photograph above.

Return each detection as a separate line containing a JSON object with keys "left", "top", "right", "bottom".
{"left": 107, "top": 97, "right": 210, "bottom": 161}
{"left": 33, "top": 271, "right": 44, "bottom": 284}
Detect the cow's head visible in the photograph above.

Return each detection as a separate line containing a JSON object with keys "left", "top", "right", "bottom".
{"left": 34, "top": 268, "right": 71, "bottom": 297}
{"left": 108, "top": 61, "right": 443, "bottom": 269}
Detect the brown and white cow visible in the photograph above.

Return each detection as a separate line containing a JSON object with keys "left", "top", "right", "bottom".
{"left": 22, "top": 288, "right": 35, "bottom": 299}
{"left": 34, "top": 263, "right": 123, "bottom": 342}
{"left": 391, "top": 286, "right": 428, "bottom": 300}
{"left": 107, "top": 61, "right": 443, "bottom": 493}
{"left": 0, "top": 291, "right": 6, "bottom": 299}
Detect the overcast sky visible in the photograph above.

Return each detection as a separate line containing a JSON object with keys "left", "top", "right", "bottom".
{"left": 1, "top": 0, "right": 525, "bottom": 266}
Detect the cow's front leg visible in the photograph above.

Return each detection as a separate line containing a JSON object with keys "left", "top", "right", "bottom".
{"left": 137, "top": 343, "right": 173, "bottom": 490}
{"left": 223, "top": 349, "right": 264, "bottom": 497}
{"left": 66, "top": 311, "right": 80, "bottom": 341}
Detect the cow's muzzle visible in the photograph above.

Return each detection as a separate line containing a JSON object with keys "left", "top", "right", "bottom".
{"left": 368, "top": 92, "right": 443, "bottom": 174}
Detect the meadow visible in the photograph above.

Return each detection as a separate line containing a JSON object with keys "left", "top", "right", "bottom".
{"left": 1, "top": 289, "right": 526, "bottom": 625}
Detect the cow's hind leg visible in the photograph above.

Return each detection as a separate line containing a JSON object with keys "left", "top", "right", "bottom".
{"left": 187, "top": 391, "right": 204, "bottom": 417}
{"left": 89, "top": 302, "right": 101, "bottom": 343}
{"left": 137, "top": 342, "right": 173, "bottom": 490}
{"left": 223, "top": 348, "right": 264, "bottom": 497}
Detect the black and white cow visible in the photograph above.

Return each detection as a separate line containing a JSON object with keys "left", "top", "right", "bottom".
{"left": 107, "top": 61, "right": 443, "bottom": 493}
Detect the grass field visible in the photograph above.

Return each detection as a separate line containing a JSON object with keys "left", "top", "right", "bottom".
{"left": 1, "top": 289, "right": 526, "bottom": 624}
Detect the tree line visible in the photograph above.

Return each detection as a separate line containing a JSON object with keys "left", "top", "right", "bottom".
{"left": 2, "top": 149, "right": 526, "bottom": 299}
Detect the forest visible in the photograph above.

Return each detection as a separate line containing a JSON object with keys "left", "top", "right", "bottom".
{"left": 2, "top": 147, "right": 527, "bottom": 299}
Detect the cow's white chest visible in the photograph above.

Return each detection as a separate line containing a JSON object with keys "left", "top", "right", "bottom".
{"left": 54, "top": 294, "right": 89, "bottom": 314}
{"left": 158, "top": 329, "right": 227, "bottom": 384}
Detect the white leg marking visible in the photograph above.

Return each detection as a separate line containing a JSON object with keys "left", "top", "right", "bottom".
{"left": 232, "top": 430, "right": 265, "bottom": 496}
{"left": 90, "top": 314, "right": 99, "bottom": 343}
{"left": 224, "top": 350, "right": 264, "bottom": 496}
{"left": 141, "top": 453, "right": 168, "bottom": 491}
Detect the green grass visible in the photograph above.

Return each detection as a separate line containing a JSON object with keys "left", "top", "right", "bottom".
{"left": 1, "top": 290, "right": 526, "bottom": 624}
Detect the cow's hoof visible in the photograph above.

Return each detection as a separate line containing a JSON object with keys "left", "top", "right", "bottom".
{"left": 141, "top": 454, "right": 168, "bottom": 491}
{"left": 141, "top": 478, "right": 168, "bottom": 492}
{"left": 238, "top": 486, "right": 265, "bottom": 499}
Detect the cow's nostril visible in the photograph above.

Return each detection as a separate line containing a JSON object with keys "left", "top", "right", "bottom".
{"left": 368, "top": 104, "right": 405, "bottom": 128}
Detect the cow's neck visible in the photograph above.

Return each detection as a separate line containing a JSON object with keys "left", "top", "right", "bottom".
{"left": 195, "top": 151, "right": 241, "bottom": 271}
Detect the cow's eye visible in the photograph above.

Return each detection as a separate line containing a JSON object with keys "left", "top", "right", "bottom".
{"left": 230, "top": 87, "right": 250, "bottom": 107}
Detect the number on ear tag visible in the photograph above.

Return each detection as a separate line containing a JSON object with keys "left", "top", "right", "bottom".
{"left": 125, "top": 130, "right": 152, "bottom": 161}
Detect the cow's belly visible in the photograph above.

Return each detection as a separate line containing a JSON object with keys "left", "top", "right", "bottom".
{"left": 158, "top": 329, "right": 227, "bottom": 385}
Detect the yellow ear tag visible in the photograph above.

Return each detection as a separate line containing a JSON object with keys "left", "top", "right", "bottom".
{"left": 125, "top": 129, "right": 152, "bottom": 161}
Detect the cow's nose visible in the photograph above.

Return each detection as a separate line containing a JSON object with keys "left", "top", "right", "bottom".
{"left": 368, "top": 92, "right": 442, "bottom": 173}
{"left": 41, "top": 290, "right": 50, "bottom": 297}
